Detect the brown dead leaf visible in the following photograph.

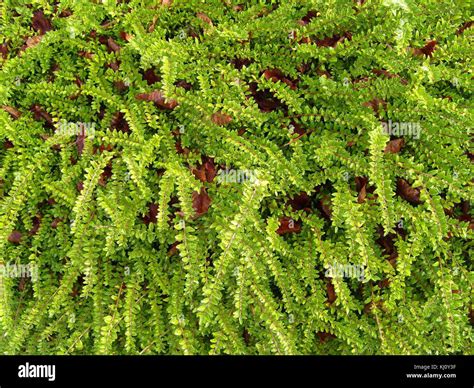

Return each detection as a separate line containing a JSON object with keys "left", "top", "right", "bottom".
{"left": 149, "top": 16, "right": 159, "bottom": 33}
{"left": 378, "top": 278, "right": 391, "bottom": 288}
{"left": 263, "top": 68, "right": 285, "bottom": 82}
{"left": 287, "top": 192, "right": 311, "bottom": 212}
{"left": 58, "top": 9, "right": 72, "bottom": 18}
{"left": 231, "top": 57, "right": 253, "bottom": 70}
{"left": 192, "top": 187, "right": 211, "bottom": 217}
{"left": 211, "top": 111, "right": 232, "bottom": 126}
{"left": 76, "top": 125, "right": 86, "bottom": 156}
{"left": 326, "top": 281, "right": 337, "bottom": 304}
{"left": 363, "top": 301, "right": 384, "bottom": 314}
{"left": 114, "top": 80, "right": 128, "bottom": 92}
{"left": 51, "top": 218, "right": 62, "bottom": 229}
{"left": 32, "top": 10, "right": 52, "bottom": 35}
{"left": 1, "top": 106, "right": 21, "bottom": 119}
{"left": 263, "top": 69, "right": 297, "bottom": 90}
{"left": 192, "top": 157, "right": 217, "bottom": 183}
{"left": 106, "top": 37, "right": 120, "bottom": 53}
{"left": 30, "top": 104, "right": 54, "bottom": 128}
{"left": 363, "top": 98, "right": 387, "bottom": 115}
{"left": 384, "top": 138, "right": 405, "bottom": 154}
{"left": 457, "top": 21, "right": 473, "bottom": 35}
{"left": 276, "top": 217, "right": 301, "bottom": 235}
{"left": 136, "top": 90, "right": 178, "bottom": 110}
{"left": 3, "top": 140, "right": 14, "bottom": 149}
{"left": 167, "top": 241, "right": 179, "bottom": 257}
{"left": 316, "top": 68, "right": 331, "bottom": 78}
{"left": 175, "top": 141, "right": 189, "bottom": 155}
{"left": 413, "top": 40, "right": 437, "bottom": 58}
{"left": 110, "top": 111, "right": 130, "bottom": 133}
{"left": 143, "top": 203, "right": 159, "bottom": 225}
{"left": 396, "top": 178, "right": 422, "bottom": 205}
{"left": 29, "top": 215, "right": 42, "bottom": 236}
{"left": 21, "top": 35, "right": 42, "bottom": 52}
{"left": 142, "top": 68, "right": 161, "bottom": 85}
{"left": 196, "top": 12, "right": 213, "bottom": 26}
{"left": 317, "top": 331, "right": 336, "bottom": 343}
{"left": 297, "top": 10, "right": 318, "bottom": 25}
{"left": 248, "top": 82, "right": 283, "bottom": 112}
{"left": 372, "top": 69, "right": 397, "bottom": 79}
{"left": 93, "top": 143, "right": 113, "bottom": 155}
{"left": 357, "top": 183, "right": 367, "bottom": 204}
{"left": 175, "top": 79, "right": 193, "bottom": 90}
{"left": 0, "top": 42, "right": 8, "bottom": 59}
{"left": 318, "top": 195, "right": 332, "bottom": 219}
{"left": 119, "top": 31, "right": 133, "bottom": 42}
{"left": 316, "top": 32, "right": 352, "bottom": 47}
{"left": 78, "top": 50, "right": 94, "bottom": 59}
{"left": 8, "top": 230, "right": 22, "bottom": 244}
{"left": 297, "top": 62, "right": 310, "bottom": 74}
{"left": 105, "top": 61, "right": 120, "bottom": 71}
{"left": 372, "top": 68, "right": 408, "bottom": 85}
{"left": 98, "top": 164, "right": 113, "bottom": 187}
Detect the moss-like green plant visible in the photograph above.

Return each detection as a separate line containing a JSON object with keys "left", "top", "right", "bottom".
{"left": 0, "top": 0, "right": 472, "bottom": 355}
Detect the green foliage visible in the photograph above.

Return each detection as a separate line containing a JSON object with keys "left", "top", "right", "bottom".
{"left": 0, "top": 0, "right": 472, "bottom": 355}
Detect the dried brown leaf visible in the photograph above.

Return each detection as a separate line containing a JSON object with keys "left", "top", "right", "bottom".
{"left": 106, "top": 37, "right": 121, "bottom": 53}
{"left": 136, "top": 90, "right": 178, "bottom": 110}
{"left": 197, "top": 12, "right": 213, "bottom": 26}
{"left": 357, "top": 183, "right": 367, "bottom": 204}
{"left": 76, "top": 125, "right": 86, "bottom": 156}
{"left": 51, "top": 218, "right": 62, "bottom": 229}
{"left": 287, "top": 192, "right": 311, "bottom": 212}
{"left": 326, "top": 281, "right": 337, "bottom": 304}
{"left": 297, "top": 10, "right": 318, "bottom": 25}
{"left": 142, "top": 68, "right": 161, "bottom": 85}
{"left": 413, "top": 40, "right": 437, "bottom": 57}
{"left": 363, "top": 98, "right": 387, "bottom": 114}
{"left": 143, "top": 203, "right": 159, "bottom": 224}
{"left": 8, "top": 230, "right": 22, "bottom": 244}
{"left": 456, "top": 21, "right": 473, "bottom": 35}
{"left": 397, "top": 178, "right": 422, "bottom": 205}
{"left": 192, "top": 157, "right": 217, "bottom": 183}
{"left": 192, "top": 187, "right": 211, "bottom": 217}
{"left": 1, "top": 105, "right": 21, "bottom": 119}
{"left": 384, "top": 138, "right": 405, "bottom": 154}
{"left": 276, "top": 217, "right": 301, "bottom": 235}
{"left": 22, "top": 35, "right": 42, "bottom": 51}
{"left": 0, "top": 42, "right": 8, "bottom": 59}
{"left": 318, "top": 195, "right": 332, "bottom": 219}
{"left": 98, "top": 164, "right": 113, "bottom": 187}
{"left": 32, "top": 10, "right": 52, "bottom": 35}
{"left": 110, "top": 111, "right": 130, "bottom": 133}
{"left": 211, "top": 111, "right": 233, "bottom": 126}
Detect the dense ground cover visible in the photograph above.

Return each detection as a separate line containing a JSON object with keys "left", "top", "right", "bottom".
{"left": 0, "top": 0, "right": 472, "bottom": 354}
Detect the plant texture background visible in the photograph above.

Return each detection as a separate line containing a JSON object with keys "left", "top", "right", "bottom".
{"left": 0, "top": 0, "right": 472, "bottom": 355}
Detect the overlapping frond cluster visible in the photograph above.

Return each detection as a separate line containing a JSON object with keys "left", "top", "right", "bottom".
{"left": 0, "top": 0, "right": 472, "bottom": 354}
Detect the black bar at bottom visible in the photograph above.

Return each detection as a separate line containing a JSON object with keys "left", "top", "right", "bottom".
{"left": 0, "top": 355, "right": 471, "bottom": 387}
